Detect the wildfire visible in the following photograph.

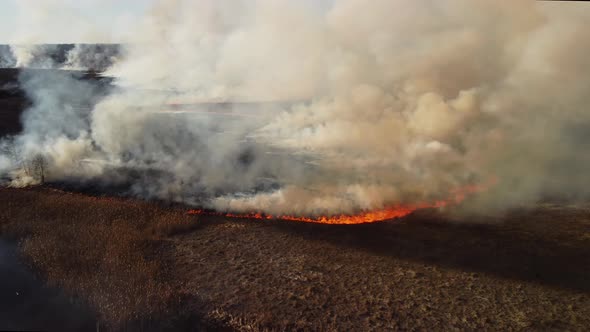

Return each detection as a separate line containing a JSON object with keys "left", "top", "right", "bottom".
{"left": 187, "top": 179, "right": 496, "bottom": 225}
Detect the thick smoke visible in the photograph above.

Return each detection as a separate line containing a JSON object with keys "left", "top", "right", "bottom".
{"left": 0, "top": 45, "right": 16, "bottom": 68}
{"left": 0, "top": 44, "right": 120, "bottom": 71}
{"left": 10, "top": 44, "right": 63, "bottom": 68}
{"left": 63, "top": 44, "right": 121, "bottom": 71}
{"left": 1, "top": 0, "right": 590, "bottom": 217}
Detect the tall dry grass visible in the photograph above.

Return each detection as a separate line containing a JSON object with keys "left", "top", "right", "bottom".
{"left": 0, "top": 187, "right": 200, "bottom": 328}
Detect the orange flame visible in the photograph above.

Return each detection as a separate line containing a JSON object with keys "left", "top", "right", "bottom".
{"left": 187, "top": 179, "right": 496, "bottom": 224}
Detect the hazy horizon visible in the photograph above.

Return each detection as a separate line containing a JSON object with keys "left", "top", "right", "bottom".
{"left": 0, "top": 0, "right": 336, "bottom": 44}
{"left": 2, "top": 1, "right": 586, "bottom": 44}
{"left": 0, "top": 0, "right": 154, "bottom": 44}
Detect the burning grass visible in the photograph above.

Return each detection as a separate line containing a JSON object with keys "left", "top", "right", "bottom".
{"left": 188, "top": 179, "right": 494, "bottom": 224}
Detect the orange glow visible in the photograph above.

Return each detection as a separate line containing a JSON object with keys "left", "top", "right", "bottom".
{"left": 187, "top": 179, "right": 496, "bottom": 225}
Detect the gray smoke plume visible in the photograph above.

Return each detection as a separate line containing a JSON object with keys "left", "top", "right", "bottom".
{"left": 63, "top": 44, "right": 121, "bottom": 71}
{"left": 0, "top": 44, "right": 120, "bottom": 71}
{"left": 10, "top": 44, "right": 63, "bottom": 68}
{"left": 0, "top": 45, "right": 16, "bottom": 67}
{"left": 1, "top": 0, "right": 590, "bottom": 217}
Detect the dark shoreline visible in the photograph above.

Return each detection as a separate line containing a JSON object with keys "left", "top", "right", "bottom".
{"left": 0, "top": 239, "right": 97, "bottom": 331}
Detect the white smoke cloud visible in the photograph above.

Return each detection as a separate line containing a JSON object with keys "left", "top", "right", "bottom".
{"left": 1, "top": 44, "right": 120, "bottom": 70}
{"left": 63, "top": 44, "right": 121, "bottom": 71}
{"left": 2, "top": 0, "right": 590, "bottom": 217}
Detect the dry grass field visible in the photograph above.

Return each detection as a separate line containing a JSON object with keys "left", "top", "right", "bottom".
{"left": 0, "top": 187, "right": 588, "bottom": 330}
{"left": 0, "top": 187, "right": 207, "bottom": 330}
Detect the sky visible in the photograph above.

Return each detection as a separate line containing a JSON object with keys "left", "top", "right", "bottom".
{"left": 0, "top": 0, "right": 156, "bottom": 43}
{"left": 0, "top": 0, "right": 335, "bottom": 44}
{"left": 0, "top": 0, "right": 587, "bottom": 44}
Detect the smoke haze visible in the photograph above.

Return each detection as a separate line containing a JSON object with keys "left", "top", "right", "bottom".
{"left": 0, "top": 44, "right": 120, "bottom": 71}
{"left": 1, "top": 0, "right": 589, "bottom": 217}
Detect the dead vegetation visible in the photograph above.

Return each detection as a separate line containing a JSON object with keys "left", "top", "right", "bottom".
{"left": 170, "top": 206, "right": 590, "bottom": 331}
{"left": 0, "top": 187, "right": 201, "bottom": 329}
{"left": 0, "top": 187, "right": 589, "bottom": 331}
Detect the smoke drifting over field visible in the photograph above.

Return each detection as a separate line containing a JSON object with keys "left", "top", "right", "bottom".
{"left": 0, "top": 44, "right": 120, "bottom": 71}
{"left": 1, "top": 0, "right": 590, "bottom": 217}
